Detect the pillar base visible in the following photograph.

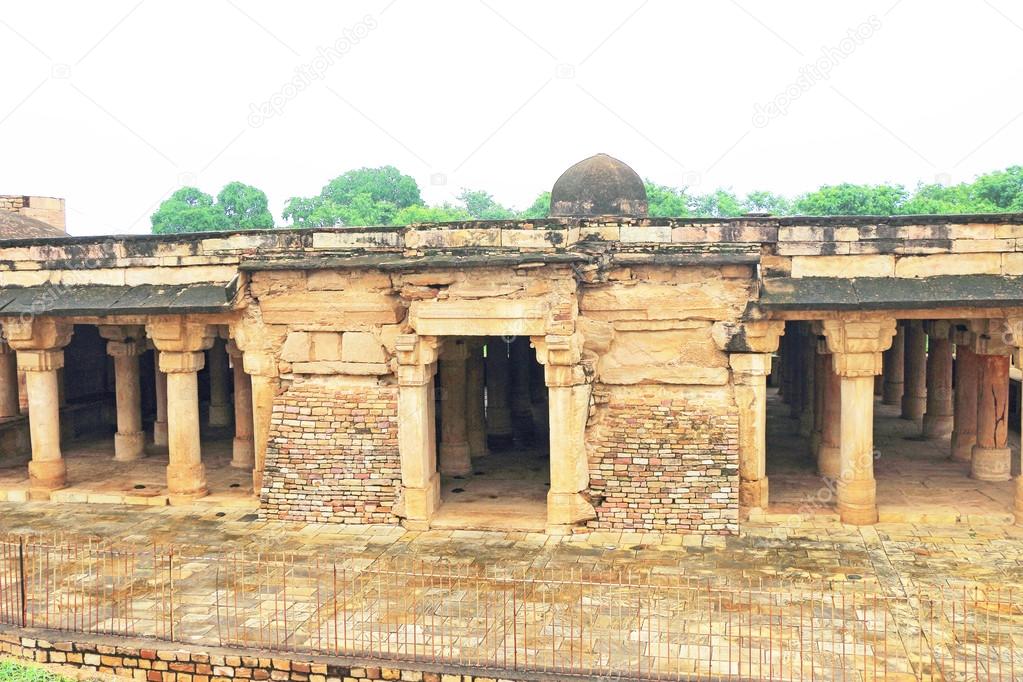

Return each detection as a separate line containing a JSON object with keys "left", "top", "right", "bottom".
{"left": 921, "top": 413, "right": 953, "bottom": 440}
{"left": 231, "top": 437, "right": 254, "bottom": 469}
{"left": 882, "top": 381, "right": 903, "bottom": 406}
{"left": 438, "top": 442, "right": 472, "bottom": 476}
{"left": 467, "top": 428, "right": 488, "bottom": 458}
{"left": 836, "top": 478, "right": 878, "bottom": 526}
{"left": 546, "top": 490, "right": 596, "bottom": 530}
{"left": 167, "top": 463, "right": 208, "bottom": 500}
{"left": 28, "top": 459, "right": 66, "bottom": 490}
{"left": 153, "top": 421, "right": 168, "bottom": 447}
{"left": 817, "top": 445, "right": 841, "bottom": 479}
{"left": 738, "top": 477, "right": 768, "bottom": 510}
{"left": 949, "top": 432, "right": 976, "bottom": 463}
{"left": 1014, "top": 476, "right": 1023, "bottom": 525}
{"left": 900, "top": 396, "right": 926, "bottom": 421}
{"left": 399, "top": 473, "right": 441, "bottom": 530}
{"left": 208, "top": 403, "right": 232, "bottom": 428}
{"left": 970, "top": 446, "right": 1012, "bottom": 482}
{"left": 113, "top": 431, "right": 146, "bottom": 462}
{"left": 252, "top": 470, "right": 263, "bottom": 494}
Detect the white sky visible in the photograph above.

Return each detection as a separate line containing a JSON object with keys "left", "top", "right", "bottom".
{"left": 2, "top": 1, "right": 1022, "bottom": 236}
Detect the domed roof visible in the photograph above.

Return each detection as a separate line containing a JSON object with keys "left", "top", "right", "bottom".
{"left": 550, "top": 153, "right": 648, "bottom": 217}
{"left": 0, "top": 210, "right": 65, "bottom": 238}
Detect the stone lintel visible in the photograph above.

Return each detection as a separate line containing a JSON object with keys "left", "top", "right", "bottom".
{"left": 16, "top": 349, "right": 64, "bottom": 372}
{"left": 4, "top": 317, "right": 72, "bottom": 352}
{"left": 291, "top": 360, "right": 389, "bottom": 376}
{"left": 159, "top": 350, "right": 205, "bottom": 374}
{"left": 410, "top": 299, "right": 548, "bottom": 338}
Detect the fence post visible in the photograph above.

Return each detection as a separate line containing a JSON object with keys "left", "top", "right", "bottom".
{"left": 168, "top": 548, "right": 175, "bottom": 642}
{"left": 17, "top": 536, "right": 25, "bottom": 628}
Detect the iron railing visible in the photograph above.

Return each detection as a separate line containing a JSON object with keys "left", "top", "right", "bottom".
{"left": 0, "top": 535, "right": 1020, "bottom": 680}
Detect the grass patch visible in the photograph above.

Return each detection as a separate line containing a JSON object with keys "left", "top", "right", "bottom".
{"left": 0, "top": 661, "right": 69, "bottom": 682}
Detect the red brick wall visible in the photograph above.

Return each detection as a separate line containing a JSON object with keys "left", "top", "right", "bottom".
{"left": 0, "top": 626, "right": 530, "bottom": 682}
{"left": 587, "top": 388, "right": 740, "bottom": 534}
{"left": 260, "top": 381, "right": 400, "bottom": 524}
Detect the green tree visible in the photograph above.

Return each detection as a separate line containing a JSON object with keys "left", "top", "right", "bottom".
{"left": 519, "top": 191, "right": 550, "bottom": 219}
{"left": 689, "top": 189, "right": 744, "bottom": 217}
{"left": 457, "top": 189, "right": 515, "bottom": 220}
{"left": 217, "top": 181, "right": 273, "bottom": 229}
{"left": 392, "top": 203, "right": 471, "bottom": 225}
{"left": 794, "top": 183, "right": 908, "bottom": 216}
{"left": 151, "top": 187, "right": 230, "bottom": 234}
{"left": 644, "top": 182, "right": 690, "bottom": 217}
{"left": 283, "top": 166, "right": 423, "bottom": 227}
{"left": 742, "top": 190, "right": 792, "bottom": 215}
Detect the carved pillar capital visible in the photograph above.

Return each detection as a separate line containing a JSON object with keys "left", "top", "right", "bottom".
{"left": 923, "top": 320, "right": 954, "bottom": 340}
{"left": 4, "top": 317, "right": 72, "bottom": 352}
{"left": 816, "top": 317, "right": 897, "bottom": 377}
{"left": 145, "top": 317, "right": 214, "bottom": 354}
{"left": 729, "top": 353, "right": 773, "bottom": 383}
{"left": 970, "top": 319, "right": 1014, "bottom": 355}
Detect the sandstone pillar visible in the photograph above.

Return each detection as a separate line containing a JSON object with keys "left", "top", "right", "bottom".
{"left": 819, "top": 317, "right": 896, "bottom": 525}
{"left": 395, "top": 334, "right": 441, "bottom": 529}
{"left": 146, "top": 318, "right": 214, "bottom": 500}
{"left": 100, "top": 326, "right": 146, "bottom": 462}
{"left": 901, "top": 320, "right": 927, "bottom": 421}
{"left": 534, "top": 334, "right": 595, "bottom": 533}
{"left": 922, "top": 323, "right": 954, "bottom": 439}
{"left": 817, "top": 348, "right": 841, "bottom": 479}
{"left": 153, "top": 350, "right": 168, "bottom": 446}
{"left": 780, "top": 327, "right": 794, "bottom": 405}
{"left": 438, "top": 340, "right": 471, "bottom": 476}
{"left": 246, "top": 358, "right": 278, "bottom": 493}
{"left": 789, "top": 326, "right": 804, "bottom": 419}
{"left": 810, "top": 349, "right": 826, "bottom": 456}
{"left": 0, "top": 343, "right": 20, "bottom": 418}
{"left": 731, "top": 353, "right": 773, "bottom": 512}
{"left": 882, "top": 323, "right": 905, "bottom": 405}
{"left": 226, "top": 341, "right": 253, "bottom": 469}
{"left": 465, "top": 340, "right": 488, "bottom": 458}
{"left": 484, "top": 337, "right": 513, "bottom": 448}
{"left": 207, "top": 336, "right": 231, "bottom": 427}
{"left": 951, "top": 326, "right": 978, "bottom": 462}
{"left": 509, "top": 337, "right": 535, "bottom": 441}
{"left": 799, "top": 325, "right": 816, "bottom": 438}
{"left": 972, "top": 352, "right": 1011, "bottom": 482}
{"left": 5, "top": 318, "right": 73, "bottom": 491}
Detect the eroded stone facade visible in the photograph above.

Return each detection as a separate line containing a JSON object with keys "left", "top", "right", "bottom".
{"left": 0, "top": 212, "right": 1021, "bottom": 533}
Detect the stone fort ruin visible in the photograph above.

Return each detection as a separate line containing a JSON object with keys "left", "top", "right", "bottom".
{"left": 0, "top": 156, "right": 1020, "bottom": 534}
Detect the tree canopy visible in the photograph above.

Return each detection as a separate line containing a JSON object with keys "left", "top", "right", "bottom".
{"left": 152, "top": 165, "right": 1023, "bottom": 233}
{"left": 150, "top": 182, "right": 273, "bottom": 234}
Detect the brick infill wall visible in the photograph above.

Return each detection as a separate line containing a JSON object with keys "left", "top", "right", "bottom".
{"left": 0, "top": 626, "right": 559, "bottom": 682}
{"left": 588, "top": 391, "right": 740, "bottom": 534}
{"left": 260, "top": 382, "right": 400, "bottom": 524}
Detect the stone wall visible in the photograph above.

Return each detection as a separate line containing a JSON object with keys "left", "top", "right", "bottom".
{"left": 0, "top": 195, "right": 66, "bottom": 230}
{"left": 588, "top": 386, "right": 740, "bottom": 533}
{"left": 260, "top": 379, "right": 400, "bottom": 524}
{"left": 0, "top": 626, "right": 531, "bottom": 682}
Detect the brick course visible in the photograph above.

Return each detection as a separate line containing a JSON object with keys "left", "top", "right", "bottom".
{"left": 260, "top": 381, "right": 400, "bottom": 524}
{"left": 0, "top": 626, "right": 533, "bottom": 682}
{"left": 588, "top": 389, "right": 740, "bottom": 534}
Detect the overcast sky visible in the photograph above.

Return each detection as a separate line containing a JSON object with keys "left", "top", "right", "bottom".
{"left": 2, "top": 1, "right": 1022, "bottom": 236}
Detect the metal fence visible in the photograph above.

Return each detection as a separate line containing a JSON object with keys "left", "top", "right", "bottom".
{"left": 0, "top": 535, "right": 1021, "bottom": 681}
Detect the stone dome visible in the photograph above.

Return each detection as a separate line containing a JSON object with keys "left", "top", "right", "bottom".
{"left": 0, "top": 210, "right": 65, "bottom": 238}
{"left": 550, "top": 153, "right": 648, "bottom": 217}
